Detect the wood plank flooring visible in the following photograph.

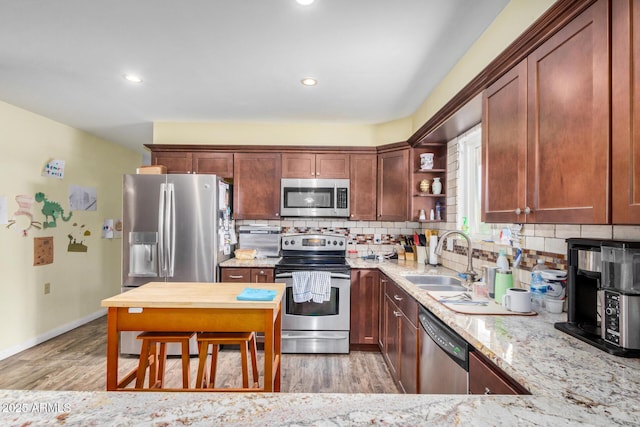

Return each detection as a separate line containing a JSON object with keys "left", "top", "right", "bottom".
{"left": 0, "top": 317, "right": 400, "bottom": 394}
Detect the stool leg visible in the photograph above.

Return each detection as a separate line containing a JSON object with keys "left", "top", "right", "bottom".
{"left": 195, "top": 341, "right": 209, "bottom": 389}
{"left": 148, "top": 342, "right": 159, "bottom": 388}
{"left": 249, "top": 334, "right": 259, "bottom": 388}
{"left": 156, "top": 342, "right": 168, "bottom": 388}
{"left": 240, "top": 340, "right": 249, "bottom": 388}
{"left": 181, "top": 339, "right": 190, "bottom": 388}
{"left": 208, "top": 344, "right": 219, "bottom": 388}
{"left": 135, "top": 339, "right": 151, "bottom": 388}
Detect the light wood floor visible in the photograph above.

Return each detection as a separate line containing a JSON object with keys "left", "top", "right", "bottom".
{"left": 0, "top": 317, "right": 400, "bottom": 393}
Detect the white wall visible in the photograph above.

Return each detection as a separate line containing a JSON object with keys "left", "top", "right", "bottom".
{"left": 0, "top": 100, "right": 141, "bottom": 359}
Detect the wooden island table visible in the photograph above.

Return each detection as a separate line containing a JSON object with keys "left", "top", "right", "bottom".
{"left": 101, "top": 281, "right": 285, "bottom": 392}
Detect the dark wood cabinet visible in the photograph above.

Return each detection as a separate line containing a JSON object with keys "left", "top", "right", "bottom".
{"left": 377, "top": 146, "right": 409, "bottom": 221}
{"left": 612, "top": 0, "right": 640, "bottom": 224}
{"left": 350, "top": 269, "right": 379, "bottom": 347}
{"left": 192, "top": 152, "right": 233, "bottom": 178}
{"left": 349, "top": 154, "right": 377, "bottom": 220}
{"left": 482, "top": 0, "right": 610, "bottom": 224}
{"left": 468, "top": 351, "right": 528, "bottom": 395}
{"left": 380, "top": 274, "right": 419, "bottom": 394}
{"left": 151, "top": 151, "right": 193, "bottom": 174}
{"left": 233, "top": 153, "right": 281, "bottom": 220}
{"left": 220, "top": 267, "right": 274, "bottom": 283}
{"left": 281, "top": 153, "right": 349, "bottom": 178}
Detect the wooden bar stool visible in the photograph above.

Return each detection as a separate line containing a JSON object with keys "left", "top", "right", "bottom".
{"left": 135, "top": 331, "right": 194, "bottom": 389}
{"left": 195, "top": 332, "right": 259, "bottom": 389}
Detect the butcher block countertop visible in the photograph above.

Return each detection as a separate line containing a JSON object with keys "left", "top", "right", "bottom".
{"left": 100, "top": 282, "right": 285, "bottom": 309}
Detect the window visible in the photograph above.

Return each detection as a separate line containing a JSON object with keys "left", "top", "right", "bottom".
{"left": 457, "top": 124, "right": 490, "bottom": 239}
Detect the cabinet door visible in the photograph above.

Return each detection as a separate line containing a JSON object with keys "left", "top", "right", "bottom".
{"left": 281, "top": 153, "right": 315, "bottom": 178}
{"left": 383, "top": 294, "right": 400, "bottom": 379}
{"left": 221, "top": 268, "right": 252, "bottom": 282}
{"left": 482, "top": 61, "right": 528, "bottom": 223}
{"left": 315, "top": 154, "right": 350, "bottom": 179}
{"left": 152, "top": 152, "right": 193, "bottom": 174}
{"left": 350, "top": 154, "right": 377, "bottom": 220}
{"left": 378, "top": 275, "right": 387, "bottom": 350}
{"left": 612, "top": 0, "right": 640, "bottom": 223}
{"left": 233, "top": 153, "right": 281, "bottom": 220}
{"left": 193, "top": 153, "right": 233, "bottom": 178}
{"left": 251, "top": 268, "right": 274, "bottom": 283}
{"left": 377, "top": 149, "right": 409, "bottom": 221}
{"left": 350, "top": 269, "right": 380, "bottom": 345}
{"left": 526, "top": 0, "right": 609, "bottom": 224}
{"left": 399, "top": 315, "right": 418, "bottom": 394}
{"left": 468, "top": 351, "right": 527, "bottom": 395}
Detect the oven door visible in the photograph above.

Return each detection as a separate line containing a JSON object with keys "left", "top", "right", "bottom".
{"left": 275, "top": 271, "right": 351, "bottom": 353}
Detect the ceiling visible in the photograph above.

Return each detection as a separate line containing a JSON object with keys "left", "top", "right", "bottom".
{"left": 0, "top": 0, "right": 509, "bottom": 154}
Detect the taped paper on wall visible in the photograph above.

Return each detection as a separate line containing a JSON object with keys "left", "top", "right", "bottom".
{"left": 42, "top": 159, "right": 65, "bottom": 179}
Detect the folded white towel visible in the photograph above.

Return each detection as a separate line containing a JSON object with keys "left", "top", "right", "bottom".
{"left": 310, "top": 271, "right": 332, "bottom": 303}
{"left": 292, "top": 271, "right": 311, "bottom": 303}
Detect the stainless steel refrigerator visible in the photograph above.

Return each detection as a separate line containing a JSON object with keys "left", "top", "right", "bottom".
{"left": 120, "top": 174, "right": 233, "bottom": 355}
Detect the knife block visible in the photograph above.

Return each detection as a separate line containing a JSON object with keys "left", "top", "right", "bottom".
{"left": 405, "top": 245, "right": 417, "bottom": 261}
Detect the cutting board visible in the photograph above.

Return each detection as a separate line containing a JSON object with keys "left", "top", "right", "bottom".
{"left": 426, "top": 290, "right": 537, "bottom": 316}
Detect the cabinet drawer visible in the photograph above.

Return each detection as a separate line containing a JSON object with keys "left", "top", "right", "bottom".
{"left": 221, "top": 268, "right": 252, "bottom": 282}
{"left": 468, "top": 351, "right": 528, "bottom": 395}
{"left": 385, "top": 279, "right": 417, "bottom": 327}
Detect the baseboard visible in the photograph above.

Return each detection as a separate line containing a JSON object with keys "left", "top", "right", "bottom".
{"left": 0, "top": 309, "right": 107, "bottom": 361}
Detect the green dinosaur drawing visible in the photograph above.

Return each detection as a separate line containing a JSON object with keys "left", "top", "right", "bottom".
{"left": 35, "top": 192, "right": 72, "bottom": 228}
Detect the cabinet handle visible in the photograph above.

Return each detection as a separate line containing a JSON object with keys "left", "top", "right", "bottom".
{"left": 515, "top": 208, "right": 521, "bottom": 215}
{"left": 229, "top": 275, "right": 244, "bottom": 279}
{"left": 275, "top": 213, "right": 280, "bottom": 217}
{"left": 393, "top": 294, "right": 403, "bottom": 301}
{"left": 524, "top": 207, "right": 532, "bottom": 214}
{"left": 258, "top": 270, "right": 265, "bottom": 275}
{"left": 484, "top": 387, "right": 492, "bottom": 395}
{"left": 393, "top": 311, "right": 402, "bottom": 317}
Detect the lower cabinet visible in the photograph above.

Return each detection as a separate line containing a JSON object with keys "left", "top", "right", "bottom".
{"left": 220, "top": 267, "right": 274, "bottom": 283}
{"left": 380, "top": 274, "right": 419, "bottom": 394}
{"left": 350, "top": 269, "right": 380, "bottom": 347}
{"left": 468, "top": 350, "right": 529, "bottom": 395}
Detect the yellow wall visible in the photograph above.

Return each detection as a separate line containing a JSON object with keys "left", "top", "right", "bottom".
{"left": 0, "top": 100, "right": 141, "bottom": 357}
{"left": 153, "top": 0, "right": 556, "bottom": 146}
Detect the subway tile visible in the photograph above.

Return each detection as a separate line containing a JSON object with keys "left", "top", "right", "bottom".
{"left": 362, "top": 228, "right": 376, "bottom": 234}
{"left": 533, "top": 224, "right": 555, "bottom": 238}
{"left": 613, "top": 226, "right": 640, "bottom": 240}
{"left": 555, "top": 224, "right": 581, "bottom": 239}
{"left": 544, "top": 237, "right": 567, "bottom": 255}
{"left": 581, "top": 225, "right": 613, "bottom": 239}
{"left": 356, "top": 221, "right": 371, "bottom": 227}
{"left": 293, "top": 220, "right": 308, "bottom": 227}
{"left": 525, "top": 236, "right": 545, "bottom": 251}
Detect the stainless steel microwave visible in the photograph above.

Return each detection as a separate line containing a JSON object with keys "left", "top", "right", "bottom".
{"left": 280, "top": 178, "right": 350, "bottom": 218}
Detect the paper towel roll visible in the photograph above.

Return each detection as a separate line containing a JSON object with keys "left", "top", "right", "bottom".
{"left": 429, "top": 235, "right": 438, "bottom": 265}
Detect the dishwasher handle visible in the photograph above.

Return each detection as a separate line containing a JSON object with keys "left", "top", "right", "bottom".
{"left": 419, "top": 306, "right": 469, "bottom": 371}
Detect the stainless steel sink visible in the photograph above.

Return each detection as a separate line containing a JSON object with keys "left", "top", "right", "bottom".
{"left": 403, "top": 275, "right": 466, "bottom": 292}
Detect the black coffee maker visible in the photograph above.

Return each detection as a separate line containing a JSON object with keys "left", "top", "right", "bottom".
{"left": 555, "top": 238, "right": 640, "bottom": 357}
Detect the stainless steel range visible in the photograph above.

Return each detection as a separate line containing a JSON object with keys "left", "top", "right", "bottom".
{"left": 275, "top": 234, "right": 351, "bottom": 354}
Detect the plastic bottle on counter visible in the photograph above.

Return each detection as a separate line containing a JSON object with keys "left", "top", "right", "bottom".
{"left": 530, "top": 259, "right": 547, "bottom": 312}
{"left": 496, "top": 249, "right": 509, "bottom": 271}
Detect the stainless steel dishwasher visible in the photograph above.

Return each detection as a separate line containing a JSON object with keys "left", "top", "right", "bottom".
{"left": 419, "top": 305, "right": 469, "bottom": 394}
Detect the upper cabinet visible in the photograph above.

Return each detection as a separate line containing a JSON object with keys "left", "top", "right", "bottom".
{"left": 281, "top": 153, "right": 349, "bottom": 178}
{"left": 377, "top": 146, "right": 410, "bottom": 221}
{"left": 349, "top": 154, "right": 377, "bottom": 220}
{"left": 150, "top": 150, "right": 233, "bottom": 178}
{"left": 612, "top": 0, "right": 640, "bottom": 224}
{"left": 233, "top": 153, "right": 281, "bottom": 220}
{"left": 483, "top": 0, "right": 610, "bottom": 224}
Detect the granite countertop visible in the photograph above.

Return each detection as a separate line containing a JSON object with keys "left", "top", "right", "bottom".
{"left": 220, "top": 257, "right": 281, "bottom": 268}
{"left": 3, "top": 258, "right": 640, "bottom": 426}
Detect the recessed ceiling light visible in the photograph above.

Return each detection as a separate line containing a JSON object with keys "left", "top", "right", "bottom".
{"left": 296, "top": 0, "right": 315, "bottom": 5}
{"left": 123, "top": 74, "right": 143, "bottom": 83}
{"left": 301, "top": 78, "right": 317, "bottom": 86}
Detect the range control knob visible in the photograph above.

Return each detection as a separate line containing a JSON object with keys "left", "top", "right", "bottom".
{"left": 333, "top": 240, "right": 338, "bottom": 246}
{"left": 339, "top": 241, "right": 344, "bottom": 246}
{"left": 284, "top": 240, "right": 289, "bottom": 246}
{"left": 290, "top": 240, "right": 296, "bottom": 246}
{"left": 605, "top": 307, "right": 616, "bottom": 316}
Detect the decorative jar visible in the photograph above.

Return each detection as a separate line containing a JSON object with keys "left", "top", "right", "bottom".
{"left": 419, "top": 179, "right": 430, "bottom": 193}
{"left": 431, "top": 177, "right": 442, "bottom": 194}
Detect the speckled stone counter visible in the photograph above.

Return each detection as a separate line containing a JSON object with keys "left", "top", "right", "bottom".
{"left": 2, "top": 258, "right": 640, "bottom": 426}
{"left": 219, "top": 257, "right": 281, "bottom": 268}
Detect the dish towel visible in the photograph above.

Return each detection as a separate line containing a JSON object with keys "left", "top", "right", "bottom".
{"left": 236, "top": 288, "right": 277, "bottom": 301}
{"left": 310, "top": 271, "right": 331, "bottom": 303}
{"left": 292, "top": 271, "right": 312, "bottom": 303}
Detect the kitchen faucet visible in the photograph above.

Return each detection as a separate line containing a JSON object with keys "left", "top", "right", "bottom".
{"left": 434, "top": 230, "right": 479, "bottom": 285}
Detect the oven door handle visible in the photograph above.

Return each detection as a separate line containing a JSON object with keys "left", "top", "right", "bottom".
{"left": 275, "top": 272, "right": 351, "bottom": 280}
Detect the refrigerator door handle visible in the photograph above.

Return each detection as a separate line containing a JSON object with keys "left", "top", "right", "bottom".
{"left": 167, "top": 183, "right": 176, "bottom": 277}
{"left": 158, "top": 183, "right": 167, "bottom": 277}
